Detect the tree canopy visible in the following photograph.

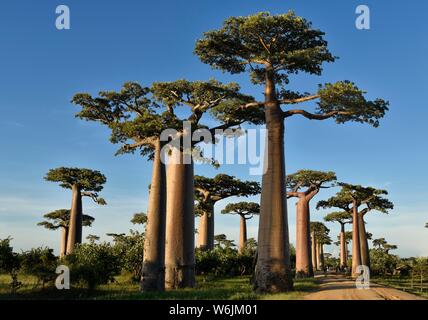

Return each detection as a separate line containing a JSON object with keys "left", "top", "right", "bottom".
{"left": 324, "top": 211, "right": 352, "bottom": 225}
{"left": 221, "top": 202, "right": 260, "bottom": 218}
{"left": 44, "top": 167, "right": 106, "bottom": 193}
{"left": 195, "top": 11, "right": 389, "bottom": 127}
{"left": 37, "top": 209, "right": 95, "bottom": 230}
{"left": 131, "top": 213, "right": 148, "bottom": 225}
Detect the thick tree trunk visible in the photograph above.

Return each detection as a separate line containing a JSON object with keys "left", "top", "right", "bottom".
{"left": 66, "top": 184, "right": 82, "bottom": 254}
{"left": 141, "top": 140, "right": 167, "bottom": 292}
{"left": 295, "top": 198, "right": 313, "bottom": 278}
{"left": 239, "top": 215, "right": 248, "bottom": 254}
{"left": 311, "top": 231, "right": 318, "bottom": 272}
{"left": 351, "top": 204, "right": 362, "bottom": 277}
{"left": 254, "top": 71, "right": 293, "bottom": 293}
{"left": 165, "top": 146, "right": 195, "bottom": 289}
{"left": 60, "top": 226, "right": 68, "bottom": 258}
{"left": 197, "top": 202, "right": 214, "bottom": 251}
{"left": 316, "top": 242, "right": 323, "bottom": 271}
{"left": 320, "top": 244, "right": 325, "bottom": 271}
{"left": 358, "top": 214, "right": 371, "bottom": 270}
{"left": 339, "top": 224, "right": 346, "bottom": 269}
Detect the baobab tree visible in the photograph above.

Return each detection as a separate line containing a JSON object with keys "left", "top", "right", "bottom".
{"left": 221, "top": 202, "right": 260, "bottom": 253}
{"left": 195, "top": 12, "right": 389, "bottom": 292}
{"left": 372, "top": 238, "right": 398, "bottom": 254}
{"left": 37, "top": 209, "right": 94, "bottom": 257}
{"left": 324, "top": 211, "right": 352, "bottom": 269}
{"left": 286, "top": 170, "right": 336, "bottom": 278}
{"left": 86, "top": 234, "right": 100, "bottom": 243}
{"left": 317, "top": 183, "right": 392, "bottom": 277}
{"left": 195, "top": 174, "right": 260, "bottom": 251}
{"left": 44, "top": 168, "right": 106, "bottom": 254}
{"left": 151, "top": 79, "right": 262, "bottom": 289}
{"left": 310, "top": 222, "right": 329, "bottom": 271}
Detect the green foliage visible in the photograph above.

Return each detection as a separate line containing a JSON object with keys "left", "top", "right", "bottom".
{"left": 45, "top": 167, "right": 106, "bottom": 192}
{"left": 196, "top": 240, "right": 256, "bottom": 277}
{"left": 195, "top": 11, "right": 335, "bottom": 85}
{"left": 221, "top": 202, "right": 260, "bottom": 218}
{"left": 286, "top": 170, "right": 336, "bottom": 198}
{"left": 324, "top": 211, "right": 352, "bottom": 224}
{"left": 0, "top": 238, "right": 21, "bottom": 293}
{"left": 20, "top": 247, "right": 57, "bottom": 287}
{"left": 63, "top": 242, "right": 121, "bottom": 290}
{"left": 131, "top": 212, "right": 148, "bottom": 226}
{"left": 316, "top": 81, "right": 389, "bottom": 127}
{"left": 370, "top": 248, "right": 400, "bottom": 276}
{"left": 37, "top": 209, "right": 95, "bottom": 229}
{"left": 110, "top": 230, "right": 145, "bottom": 282}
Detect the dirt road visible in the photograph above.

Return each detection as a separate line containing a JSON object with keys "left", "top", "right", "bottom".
{"left": 304, "top": 275, "right": 426, "bottom": 300}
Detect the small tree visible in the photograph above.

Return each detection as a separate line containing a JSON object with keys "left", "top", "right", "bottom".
{"left": 45, "top": 168, "right": 106, "bottom": 254}
{"left": 286, "top": 170, "right": 336, "bottom": 277}
{"left": 324, "top": 211, "right": 352, "bottom": 269}
{"left": 86, "top": 234, "right": 100, "bottom": 243}
{"left": 0, "top": 238, "right": 21, "bottom": 293}
{"left": 195, "top": 175, "right": 260, "bottom": 251}
{"left": 131, "top": 212, "right": 148, "bottom": 226}
{"left": 221, "top": 202, "right": 260, "bottom": 253}
{"left": 38, "top": 209, "right": 95, "bottom": 257}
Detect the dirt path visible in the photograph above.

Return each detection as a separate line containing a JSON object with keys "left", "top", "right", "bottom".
{"left": 304, "top": 275, "right": 426, "bottom": 300}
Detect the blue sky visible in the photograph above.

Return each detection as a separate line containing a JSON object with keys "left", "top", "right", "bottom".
{"left": 0, "top": 0, "right": 427, "bottom": 257}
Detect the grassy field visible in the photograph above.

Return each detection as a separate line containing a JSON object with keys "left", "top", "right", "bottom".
{"left": 0, "top": 273, "right": 319, "bottom": 300}
{"left": 372, "top": 276, "right": 428, "bottom": 298}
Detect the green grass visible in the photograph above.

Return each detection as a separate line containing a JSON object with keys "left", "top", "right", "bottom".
{"left": 0, "top": 273, "right": 319, "bottom": 300}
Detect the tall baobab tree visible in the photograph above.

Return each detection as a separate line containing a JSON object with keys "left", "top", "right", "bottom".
{"left": 221, "top": 202, "right": 260, "bottom": 253}
{"left": 317, "top": 183, "right": 392, "bottom": 277}
{"left": 44, "top": 168, "right": 106, "bottom": 254}
{"left": 195, "top": 12, "right": 389, "bottom": 292}
{"left": 324, "top": 211, "right": 352, "bottom": 269}
{"left": 73, "top": 82, "right": 179, "bottom": 291}
{"left": 151, "top": 79, "right": 262, "bottom": 289}
{"left": 195, "top": 174, "right": 260, "bottom": 251}
{"left": 286, "top": 170, "right": 336, "bottom": 278}
{"left": 310, "top": 222, "right": 329, "bottom": 271}
{"left": 37, "top": 209, "right": 94, "bottom": 257}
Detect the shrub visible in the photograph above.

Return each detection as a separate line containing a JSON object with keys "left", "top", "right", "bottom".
{"left": 20, "top": 247, "right": 57, "bottom": 287}
{"left": 111, "top": 230, "right": 145, "bottom": 282}
{"left": 0, "top": 238, "right": 21, "bottom": 293}
{"left": 63, "top": 242, "right": 121, "bottom": 290}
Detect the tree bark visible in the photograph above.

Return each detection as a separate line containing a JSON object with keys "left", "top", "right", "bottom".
{"left": 339, "top": 224, "right": 346, "bottom": 269}
{"left": 165, "top": 146, "right": 195, "bottom": 289}
{"left": 60, "top": 226, "right": 68, "bottom": 258}
{"left": 197, "top": 202, "right": 214, "bottom": 251}
{"left": 254, "top": 70, "right": 293, "bottom": 293}
{"left": 316, "top": 242, "right": 323, "bottom": 271}
{"left": 358, "top": 214, "right": 371, "bottom": 271}
{"left": 351, "top": 203, "right": 362, "bottom": 277}
{"left": 295, "top": 197, "right": 313, "bottom": 278}
{"left": 141, "top": 140, "right": 167, "bottom": 292}
{"left": 66, "top": 184, "right": 82, "bottom": 254}
{"left": 320, "top": 244, "right": 325, "bottom": 271}
{"left": 239, "top": 215, "right": 248, "bottom": 254}
{"left": 311, "top": 231, "right": 318, "bottom": 272}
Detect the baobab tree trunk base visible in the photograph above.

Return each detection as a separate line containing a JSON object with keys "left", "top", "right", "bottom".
{"left": 165, "top": 266, "right": 195, "bottom": 289}
{"left": 141, "top": 262, "right": 165, "bottom": 292}
{"left": 253, "top": 264, "right": 293, "bottom": 293}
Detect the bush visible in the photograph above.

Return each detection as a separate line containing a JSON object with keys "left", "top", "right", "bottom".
{"left": 195, "top": 243, "right": 256, "bottom": 277}
{"left": 0, "top": 238, "right": 21, "bottom": 293}
{"left": 63, "top": 242, "right": 121, "bottom": 290}
{"left": 111, "top": 230, "right": 145, "bottom": 282}
{"left": 20, "top": 247, "right": 57, "bottom": 287}
{"left": 370, "top": 248, "right": 399, "bottom": 276}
